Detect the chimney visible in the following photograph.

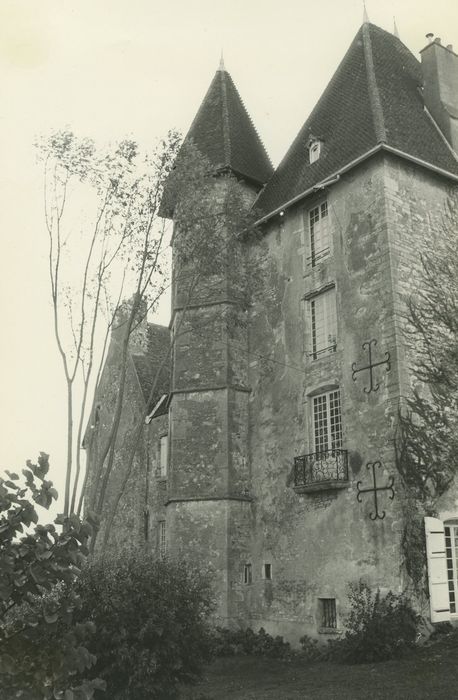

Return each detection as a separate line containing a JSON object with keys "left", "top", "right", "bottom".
{"left": 420, "top": 35, "right": 458, "bottom": 153}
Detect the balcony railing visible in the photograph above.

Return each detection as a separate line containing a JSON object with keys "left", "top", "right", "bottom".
{"left": 294, "top": 449, "right": 348, "bottom": 489}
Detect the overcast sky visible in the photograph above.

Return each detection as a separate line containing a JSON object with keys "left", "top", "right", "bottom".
{"left": 1, "top": 0, "right": 457, "bottom": 511}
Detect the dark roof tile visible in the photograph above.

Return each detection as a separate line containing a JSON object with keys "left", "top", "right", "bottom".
{"left": 131, "top": 323, "right": 171, "bottom": 413}
{"left": 181, "top": 68, "right": 273, "bottom": 186}
{"left": 256, "top": 24, "right": 458, "bottom": 216}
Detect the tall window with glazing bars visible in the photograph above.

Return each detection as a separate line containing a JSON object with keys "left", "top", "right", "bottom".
{"left": 310, "top": 288, "right": 337, "bottom": 359}
{"left": 313, "top": 389, "right": 342, "bottom": 453}
{"left": 309, "top": 201, "right": 329, "bottom": 266}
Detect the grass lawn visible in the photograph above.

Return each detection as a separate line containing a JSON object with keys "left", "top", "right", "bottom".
{"left": 184, "top": 645, "right": 458, "bottom": 699}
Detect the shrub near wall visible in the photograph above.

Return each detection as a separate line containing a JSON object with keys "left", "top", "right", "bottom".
{"left": 331, "top": 582, "right": 419, "bottom": 663}
{"left": 76, "top": 554, "right": 214, "bottom": 700}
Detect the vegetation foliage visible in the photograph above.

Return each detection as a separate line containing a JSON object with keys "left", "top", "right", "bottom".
{"left": 72, "top": 553, "right": 214, "bottom": 700}
{"left": 211, "top": 626, "right": 292, "bottom": 659}
{"left": 0, "top": 454, "right": 103, "bottom": 699}
{"left": 396, "top": 229, "right": 458, "bottom": 506}
{"left": 329, "top": 582, "right": 419, "bottom": 664}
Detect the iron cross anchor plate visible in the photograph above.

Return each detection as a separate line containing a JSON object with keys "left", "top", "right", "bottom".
{"left": 356, "top": 461, "right": 395, "bottom": 521}
{"left": 352, "top": 339, "right": 390, "bottom": 393}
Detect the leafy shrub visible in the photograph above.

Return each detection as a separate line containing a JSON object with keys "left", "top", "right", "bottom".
{"left": 330, "top": 581, "right": 419, "bottom": 664}
{"left": 299, "top": 634, "right": 328, "bottom": 661}
{"left": 74, "top": 553, "right": 214, "bottom": 699}
{"left": 211, "top": 626, "right": 291, "bottom": 659}
{"left": 0, "top": 455, "right": 103, "bottom": 699}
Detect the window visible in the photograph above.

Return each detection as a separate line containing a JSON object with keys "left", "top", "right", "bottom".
{"left": 262, "top": 563, "right": 272, "bottom": 580}
{"left": 313, "top": 389, "right": 342, "bottom": 454}
{"left": 158, "top": 520, "right": 166, "bottom": 559}
{"left": 319, "top": 598, "right": 337, "bottom": 629}
{"left": 445, "top": 523, "right": 458, "bottom": 615}
{"left": 159, "top": 435, "right": 168, "bottom": 478}
{"left": 310, "top": 288, "right": 337, "bottom": 358}
{"left": 309, "top": 140, "right": 322, "bottom": 164}
{"left": 309, "top": 201, "right": 329, "bottom": 265}
{"left": 244, "top": 564, "right": 252, "bottom": 585}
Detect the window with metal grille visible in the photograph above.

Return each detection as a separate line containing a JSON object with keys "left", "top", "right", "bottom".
{"left": 313, "top": 390, "right": 342, "bottom": 454}
{"left": 445, "top": 523, "right": 458, "bottom": 615}
{"left": 158, "top": 520, "right": 166, "bottom": 559}
{"left": 309, "top": 201, "right": 329, "bottom": 266}
{"left": 159, "top": 435, "right": 168, "bottom": 478}
{"left": 244, "top": 564, "right": 252, "bottom": 585}
{"left": 310, "top": 288, "right": 337, "bottom": 359}
{"left": 320, "top": 598, "right": 337, "bottom": 628}
{"left": 262, "top": 563, "right": 272, "bottom": 580}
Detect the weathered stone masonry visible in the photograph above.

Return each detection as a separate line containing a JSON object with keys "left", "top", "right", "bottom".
{"left": 85, "top": 22, "right": 458, "bottom": 641}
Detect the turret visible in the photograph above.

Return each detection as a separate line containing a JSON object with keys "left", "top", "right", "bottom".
{"left": 161, "top": 61, "right": 272, "bottom": 624}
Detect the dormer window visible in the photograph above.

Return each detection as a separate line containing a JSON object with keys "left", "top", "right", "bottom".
{"left": 309, "top": 140, "right": 322, "bottom": 163}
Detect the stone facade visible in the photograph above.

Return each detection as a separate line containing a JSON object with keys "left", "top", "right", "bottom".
{"left": 85, "top": 22, "right": 458, "bottom": 642}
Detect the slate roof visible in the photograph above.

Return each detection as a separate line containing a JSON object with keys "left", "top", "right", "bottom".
{"left": 131, "top": 323, "right": 171, "bottom": 414}
{"left": 181, "top": 65, "right": 273, "bottom": 186}
{"left": 256, "top": 23, "right": 458, "bottom": 216}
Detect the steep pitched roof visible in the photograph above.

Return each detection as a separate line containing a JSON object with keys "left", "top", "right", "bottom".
{"left": 131, "top": 323, "right": 171, "bottom": 414}
{"left": 182, "top": 65, "right": 273, "bottom": 186}
{"left": 256, "top": 23, "right": 458, "bottom": 216}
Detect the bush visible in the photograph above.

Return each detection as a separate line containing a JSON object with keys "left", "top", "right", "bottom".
{"left": 211, "top": 626, "right": 291, "bottom": 659}
{"left": 330, "top": 581, "right": 419, "bottom": 664}
{"left": 0, "top": 455, "right": 103, "bottom": 700}
{"left": 299, "top": 634, "right": 328, "bottom": 661}
{"left": 74, "top": 553, "right": 214, "bottom": 699}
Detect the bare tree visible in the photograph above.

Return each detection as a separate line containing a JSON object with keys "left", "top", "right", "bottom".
{"left": 87, "top": 142, "right": 264, "bottom": 552}
{"left": 38, "top": 130, "right": 181, "bottom": 517}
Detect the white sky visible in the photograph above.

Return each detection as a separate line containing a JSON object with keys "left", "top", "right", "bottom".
{"left": 1, "top": 0, "right": 457, "bottom": 512}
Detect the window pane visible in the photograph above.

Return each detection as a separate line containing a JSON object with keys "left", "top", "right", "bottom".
{"left": 313, "top": 394, "right": 329, "bottom": 452}
{"left": 311, "top": 289, "right": 337, "bottom": 358}
{"left": 446, "top": 524, "right": 458, "bottom": 615}
{"left": 309, "top": 201, "right": 329, "bottom": 266}
{"left": 313, "top": 390, "right": 342, "bottom": 453}
{"left": 160, "top": 435, "right": 168, "bottom": 477}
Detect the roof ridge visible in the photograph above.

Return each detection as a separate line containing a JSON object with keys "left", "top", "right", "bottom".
{"left": 363, "top": 23, "right": 387, "bottom": 143}
{"left": 219, "top": 70, "right": 232, "bottom": 166}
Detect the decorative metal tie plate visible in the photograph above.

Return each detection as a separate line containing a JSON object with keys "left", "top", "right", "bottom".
{"left": 356, "top": 461, "right": 395, "bottom": 521}
{"left": 352, "top": 339, "right": 390, "bottom": 394}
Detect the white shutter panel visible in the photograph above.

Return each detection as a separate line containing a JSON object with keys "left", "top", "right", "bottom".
{"left": 424, "top": 516, "right": 450, "bottom": 623}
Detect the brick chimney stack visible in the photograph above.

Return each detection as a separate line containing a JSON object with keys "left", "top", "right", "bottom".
{"left": 420, "top": 35, "right": 458, "bottom": 154}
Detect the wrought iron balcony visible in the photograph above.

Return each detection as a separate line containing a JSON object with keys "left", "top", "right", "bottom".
{"left": 294, "top": 449, "right": 348, "bottom": 491}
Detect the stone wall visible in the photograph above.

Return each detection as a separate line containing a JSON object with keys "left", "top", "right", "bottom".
{"left": 243, "top": 153, "right": 458, "bottom": 642}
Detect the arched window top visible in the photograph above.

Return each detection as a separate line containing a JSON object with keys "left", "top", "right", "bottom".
{"left": 308, "top": 139, "right": 322, "bottom": 164}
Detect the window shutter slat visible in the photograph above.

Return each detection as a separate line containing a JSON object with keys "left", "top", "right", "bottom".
{"left": 424, "top": 516, "right": 450, "bottom": 623}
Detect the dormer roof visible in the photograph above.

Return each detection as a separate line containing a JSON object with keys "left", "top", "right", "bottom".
{"left": 256, "top": 23, "right": 458, "bottom": 217}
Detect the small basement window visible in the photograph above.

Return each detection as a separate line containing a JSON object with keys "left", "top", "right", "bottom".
{"left": 319, "top": 598, "right": 337, "bottom": 629}
{"left": 262, "top": 563, "right": 272, "bottom": 580}
{"left": 244, "top": 564, "right": 252, "bottom": 585}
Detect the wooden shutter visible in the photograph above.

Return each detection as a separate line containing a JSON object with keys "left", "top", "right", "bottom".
{"left": 424, "top": 517, "right": 450, "bottom": 623}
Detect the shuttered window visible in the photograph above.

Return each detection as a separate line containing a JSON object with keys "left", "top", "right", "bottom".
{"left": 310, "top": 289, "right": 337, "bottom": 359}
{"left": 309, "top": 201, "right": 329, "bottom": 266}
{"left": 425, "top": 516, "right": 451, "bottom": 623}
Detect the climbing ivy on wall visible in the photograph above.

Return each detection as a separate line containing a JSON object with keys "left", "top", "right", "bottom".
{"left": 395, "top": 213, "right": 458, "bottom": 594}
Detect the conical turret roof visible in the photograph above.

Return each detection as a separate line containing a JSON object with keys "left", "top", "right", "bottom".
{"left": 182, "top": 65, "right": 273, "bottom": 186}
{"left": 256, "top": 23, "right": 458, "bottom": 216}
